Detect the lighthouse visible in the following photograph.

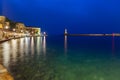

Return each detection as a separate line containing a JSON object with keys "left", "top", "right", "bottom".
{"left": 64, "top": 29, "right": 67, "bottom": 35}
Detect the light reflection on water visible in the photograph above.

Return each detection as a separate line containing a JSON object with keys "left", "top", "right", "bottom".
{"left": 19, "top": 38, "right": 24, "bottom": 60}
{"left": 43, "top": 36, "right": 46, "bottom": 56}
{"left": 31, "top": 37, "right": 35, "bottom": 55}
{"left": 0, "top": 36, "right": 120, "bottom": 80}
{"left": 2, "top": 42, "right": 10, "bottom": 68}
{"left": 112, "top": 36, "right": 115, "bottom": 55}
{"left": 24, "top": 37, "right": 29, "bottom": 56}
{"left": 36, "top": 37, "right": 42, "bottom": 55}
{"left": 64, "top": 35, "right": 67, "bottom": 54}
{"left": 11, "top": 40, "right": 17, "bottom": 62}
{"left": 0, "top": 37, "right": 45, "bottom": 68}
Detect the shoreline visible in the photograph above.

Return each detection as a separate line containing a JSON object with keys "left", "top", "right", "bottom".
{"left": 0, "top": 38, "right": 17, "bottom": 43}
{"left": 0, "top": 64, "right": 14, "bottom": 80}
{"left": 0, "top": 36, "right": 43, "bottom": 43}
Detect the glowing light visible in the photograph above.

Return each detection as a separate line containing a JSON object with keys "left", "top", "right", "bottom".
{"left": 21, "top": 30, "right": 23, "bottom": 32}
{"left": 43, "top": 32, "right": 46, "bottom": 36}
{"left": 5, "top": 26, "right": 9, "bottom": 29}
{"left": 65, "top": 29, "right": 67, "bottom": 34}
{"left": 13, "top": 28, "right": 15, "bottom": 31}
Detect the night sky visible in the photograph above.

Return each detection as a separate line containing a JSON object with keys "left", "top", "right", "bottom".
{"left": 1, "top": 0, "right": 120, "bottom": 35}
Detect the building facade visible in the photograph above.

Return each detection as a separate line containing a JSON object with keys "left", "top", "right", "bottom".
{"left": 26, "top": 27, "right": 41, "bottom": 36}
{"left": 0, "top": 16, "right": 6, "bottom": 29}
{"left": 15, "top": 23, "right": 26, "bottom": 33}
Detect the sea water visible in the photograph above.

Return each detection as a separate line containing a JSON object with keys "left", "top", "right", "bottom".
{"left": 0, "top": 36, "right": 120, "bottom": 80}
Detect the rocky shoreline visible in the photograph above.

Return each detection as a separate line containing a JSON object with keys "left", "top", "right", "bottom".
{"left": 0, "top": 64, "right": 14, "bottom": 80}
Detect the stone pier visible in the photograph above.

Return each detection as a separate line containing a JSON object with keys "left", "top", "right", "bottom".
{"left": 0, "top": 64, "right": 14, "bottom": 80}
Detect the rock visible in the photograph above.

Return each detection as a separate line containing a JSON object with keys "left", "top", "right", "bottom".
{"left": 0, "top": 64, "right": 14, "bottom": 80}
{"left": 0, "top": 65, "right": 7, "bottom": 73}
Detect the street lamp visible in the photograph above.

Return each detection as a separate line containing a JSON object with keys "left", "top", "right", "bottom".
{"left": 21, "top": 30, "right": 23, "bottom": 33}
{"left": 13, "top": 28, "right": 15, "bottom": 32}
{"left": 5, "top": 26, "right": 9, "bottom": 29}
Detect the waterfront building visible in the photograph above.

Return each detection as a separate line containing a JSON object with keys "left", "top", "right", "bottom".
{"left": 0, "top": 16, "right": 42, "bottom": 38}
{"left": 15, "top": 23, "right": 26, "bottom": 33}
{"left": 0, "top": 16, "right": 15, "bottom": 39}
{"left": 0, "top": 16, "right": 6, "bottom": 29}
{"left": 0, "top": 16, "right": 6, "bottom": 40}
{"left": 26, "top": 27, "right": 41, "bottom": 36}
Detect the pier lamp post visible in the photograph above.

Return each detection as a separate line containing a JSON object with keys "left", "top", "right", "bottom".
{"left": 4, "top": 26, "right": 9, "bottom": 32}
{"left": 13, "top": 28, "right": 15, "bottom": 32}
{"left": 5, "top": 26, "right": 9, "bottom": 29}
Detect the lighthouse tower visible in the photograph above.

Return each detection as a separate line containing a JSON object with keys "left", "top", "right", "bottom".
{"left": 64, "top": 29, "right": 67, "bottom": 35}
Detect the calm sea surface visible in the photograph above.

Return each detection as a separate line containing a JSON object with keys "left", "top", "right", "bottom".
{"left": 0, "top": 36, "right": 120, "bottom": 80}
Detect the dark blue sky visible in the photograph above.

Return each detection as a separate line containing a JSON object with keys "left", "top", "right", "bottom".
{"left": 1, "top": 0, "right": 120, "bottom": 34}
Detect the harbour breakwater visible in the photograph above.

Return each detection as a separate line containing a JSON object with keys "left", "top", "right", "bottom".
{"left": 64, "top": 33, "right": 120, "bottom": 36}
{"left": 64, "top": 29, "right": 120, "bottom": 36}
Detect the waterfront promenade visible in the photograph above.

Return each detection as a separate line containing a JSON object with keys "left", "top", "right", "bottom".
{"left": 0, "top": 36, "right": 25, "bottom": 43}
